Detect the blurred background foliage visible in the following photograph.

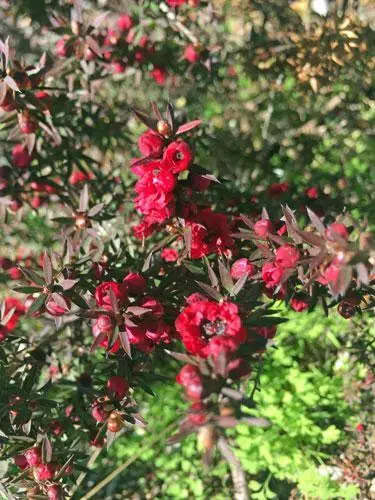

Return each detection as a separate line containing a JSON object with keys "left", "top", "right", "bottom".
{"left": 0, "top": 0, "right": 374, "bottom": 498}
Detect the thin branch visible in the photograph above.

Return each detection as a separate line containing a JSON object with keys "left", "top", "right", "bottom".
{"left": 80, "top": 420, "right": 178, "bottom": 500}
{"left": 217, "top": 437, "right": 249, "bottom": 500}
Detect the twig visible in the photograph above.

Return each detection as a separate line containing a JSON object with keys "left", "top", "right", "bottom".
{"left": 217, "top": 437, "right": 249, "bottom": 500}
{"left": 80, "top": 420, "right": 178, "bottom": 500}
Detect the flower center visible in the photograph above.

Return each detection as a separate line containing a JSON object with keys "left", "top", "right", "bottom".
{"left": 202, "top": 319, "right": 226, "bottom": 338}
{"left": 175, "top": 152, "right": 183, "bottom": 161}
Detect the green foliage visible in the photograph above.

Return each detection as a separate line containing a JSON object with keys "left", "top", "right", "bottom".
{"left": 80, "top": 310, "right": 366, "bottom": 498}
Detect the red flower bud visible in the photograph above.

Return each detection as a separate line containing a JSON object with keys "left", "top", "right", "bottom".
{"left": 230, "top": 258, "right": 255, "bottom": 280}
{"left": 138, "top": 130, "right": 164, "bottom": 158}
{"left": 253, "top": 219, "right": 274, "bottom": 238}
{"left": 275, "top": 245, "right": 300, "bottom": 269}
{"left": 12, "top": 144, "right": 32, "bottom": 168}
{"left": 326, "top": 223, "right": 349, "bottom": 241}
{"left": 47, "top": 484, "right": 64, "bottom": 500}
{"left": 25, "top": 447, "right": 42, "bottom": 467}
{"left": 123, "top": 273, "right": 147, "bottom": 295}
{"left": 34, "top": 463, "right": 55, "bottom": 481}
{"left": 161, "top": 248, "right": 179, "bottom": 262}
{"left": 117, "top": 13, "right": 133, "bottom": 31}
{"left": 107, "top": 376, "right": 129, "bottom": 400}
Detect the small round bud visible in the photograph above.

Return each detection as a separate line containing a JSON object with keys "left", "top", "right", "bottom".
{"left": 156, "top": 120, "right": 172, "bottom": 137}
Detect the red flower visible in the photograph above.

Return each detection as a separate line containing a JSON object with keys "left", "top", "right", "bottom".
{"left": 112, "top": 61, "right": 126, "bottom": 74}
{"left": 138, "top": 296, "right": 164, "bottom": 318}
{"left": 55, "top": 37, "right": 73, "bottom": 58}
{"left": 187, "top": 402, "right": 207, "bottom": 425}
{"left": 252, "top": 326, "right": 277, "bottom": 339}
{"left": 34, "top": 463, "right": 56, "bottom": 481}
{"left": 94, "top": 282, "right": 128, "bottom": 310}
{"left": 117, "top": 13, "right": 133, "bottom": 31}
{"left": 187, "top": 208, "right": 234, "bottom": 259}
{"left": 25, "top": 447, "right": 42, "bottom": 467}
{"left": 93, "top": 314, "right": 115, "bottom": 335}
{"left": 92, "top": 315, "right": 120, "bottom": 353}
{"left": 45, "top": 296, "right": 71, "bottom": 316}
{"left": 176, "top": 364, "right": 204, "bottom": 400}
{"left": 317, "top": 262, "right": 341, "bottom": 286}
{"left": 18, "top": 112, "right": 37, "bottom": 134}
{"left": 275, "top": 245, "right": 300, "bottom": 269}
{"left": 163, "top": 140, "right": 193, "bottom": 173}
{"left": 262, "top": 262, "right": 284, "bottom": 288}
{"left": 166, "top": 0, "right": 187, "bottom": 6}
{"left": 123, "top": 272, "right": 147, "bottom": 295}
{"left": 47, "top": 484, "right": 63, "bottom": 500}
{"left": 92, "top": 400, "right": 110, "bottom": 422}
{"left": 151, "top": 67, "right": 167, "bottom": 85}
{"left": 12, "top": 144, "right": 32, "bottom": 168}
{"left": 290, "top": 297, "right": 309, "bottom": 312}
{"left": 190, "top": 174, "right": 211, "bottom": 191}
{"left": 134, "top": 170, "right": 176, "bottom": 224}
{"left": 161, "top": 248, "right": 179, "bottom": 262}
{"left": 133, "top": 220, "right": 155, "bottom": 239}
{"left": 267, "top": 182, "right": 289, "bottom": 197}
{"left": 14, "top": 454, "right": 28, "bottom": 470}
{"left": 175, "top": 300, "right": 246, "bottom": 358}
{"left": 69, "top": 170, "right": 93, "bottom": 185}
{"left": 184, "top": 44, "right": 200, "bottom": 63}
{"left": 138, "top": 130, "right": 164, "bottom": 158}
{"left": 230, "top": 258, "right": 255, "bottom": 280}
{"left": 107, "top": 376, "right": 129, "bottom": 400}
{"left": 326, "top": 222, "right": 349, "bottom": 241}
{"left": 253, "top": 219, "right": 274, "bottom": 238}
{"left": 1, "top": 297, "right": 25, "bottom": 340}
{"left": 305, "top": 186, "right": 319, "bottom": 199}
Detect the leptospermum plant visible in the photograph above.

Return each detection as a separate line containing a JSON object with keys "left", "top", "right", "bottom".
{"left": 1, "top": 97, "right": 374, "bottom": 497}
{"left": 0, "top": 7, "right": 374, "bottom": 499}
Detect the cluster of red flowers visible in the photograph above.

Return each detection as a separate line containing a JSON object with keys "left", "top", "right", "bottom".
{"left": 131, "top": 120, "right": 195, "bottom": 238}
{"left": 92, "top": 272, "right": 173, "bottom": 353}
{"left": 54, "top": 8, "right": 201, "bottom": 86}
{"left": 13, "top": 446, "right": 68, "bottom": 498}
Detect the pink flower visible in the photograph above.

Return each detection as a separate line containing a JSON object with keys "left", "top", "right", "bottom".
{"left": 305, "top": 186, "right": 319, "bottom": 199}
{"left": 184, "top": 44, "right": 200, "bottom": 63}
{"left": 267, "top": 182, "right": 289, "bottom": 197}
{"left": 166, "top": 0, "right": 187, "bottom": 6}
{"left": 117, "top": 13, "right": 133, "bottom": 31}
{"left": 275, "top": 245, "right": 300, "bottom": 269}
{"left": 176, "top": 364, "right": 204, "bottom": 400}
{"left": 161, "top": 248, "right": 179, "bottom": 262}
{"left": 230, "top": 258, "right": 255, "bottom": 280}
{"left": 151, "top": 67, "right": 167, "bottom": 85}
{"left": 253, "top": 219, "right": 274, "bottom": 238}
{"left": 326, "top": 223, "right": 349, "bottom": 241}
{"left": 25, "top": 447, "right": 42, "bottom": 467}
{"left": 262, "top": 262, "right": 284, "bottom": 288}
{"left": 163, "top": 140, "right": 193, "bottom": 173}
{"left": 12, "top": 144, "right": 32, "bottom": 168}
{"left": 123, "top": 273, "right": 147, "bottom": 295}
{"left": 290, "top": 297, "right": 309, "bottom": 312}
{"left": 138, "top": 130, "right": 164, "bottom": 158}
{"left": 94, "top": 282, "right": 128, "bottom": 310}
{"left": 45, "top": 296, "right": 71, "bottom": 316}
{"left": 34, "top": 463, "right": 55, "bottom": 481}
{"left": 107, "top": 376, "right": 129, "bottom": 400}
